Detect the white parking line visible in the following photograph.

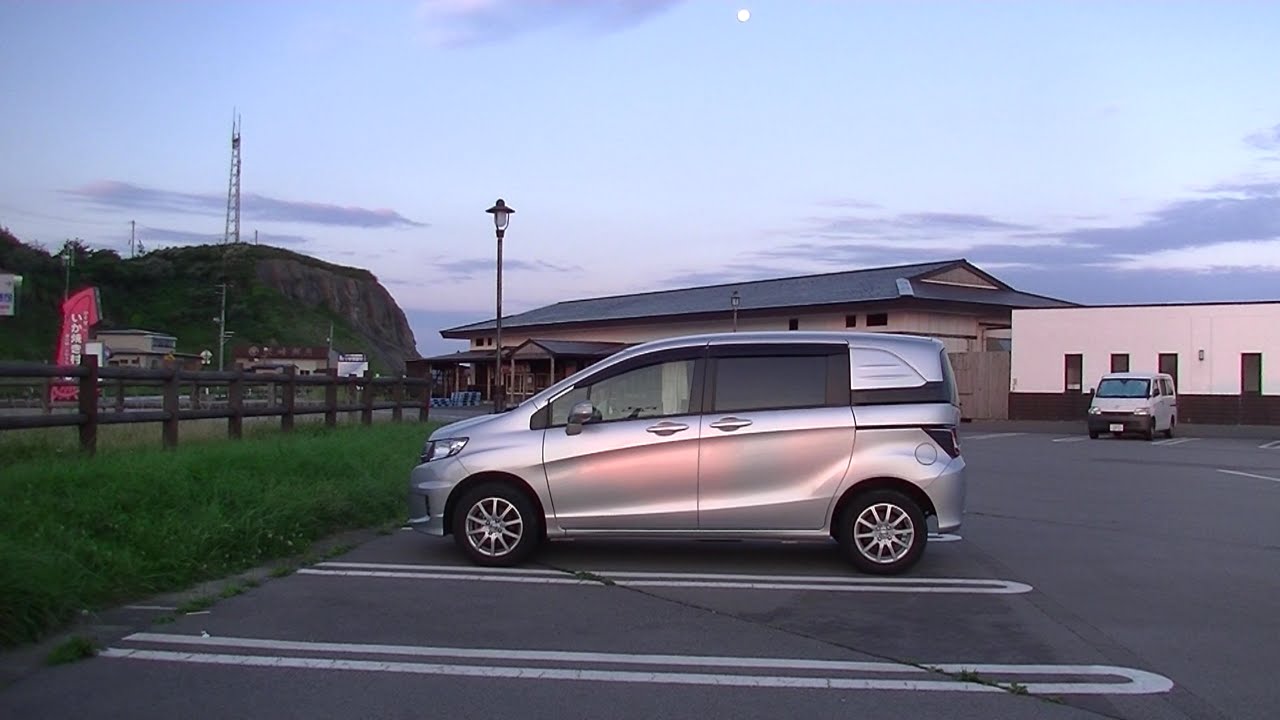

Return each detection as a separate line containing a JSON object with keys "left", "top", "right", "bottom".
{"left": 1051, "top": 436, "right": 1087, "bottom": 443}
{"left": 1152, "top": 438, "right": 1197, "bottom": 446}
{"left": 1259, "top": 439, "right": 1280, "bottom": 450}
{"left": 301, "top": 562, "right": 1033, "bottom": 594}
{"left": 963, "top": 432, "right": 1026, "bottom": 441}
{"left": 105, "top": 632, "right": 1175, "bottom": 695}
{"left": 1216, "top": 468, "right": 1280, "bottom": 484}
{"left": 929, "top": 533, "right": 963, "bottom": 542}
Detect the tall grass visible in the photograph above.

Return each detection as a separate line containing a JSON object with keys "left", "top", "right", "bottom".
{"left": 0, "top": 420, "right": 438, "bottom": 648}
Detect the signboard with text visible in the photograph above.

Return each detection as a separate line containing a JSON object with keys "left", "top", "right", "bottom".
{"left": 49, "top": 287, "right": 103, "bottom": 402}
{"left": 0, "top": 274, "right": 17, "bottom": 317}
{"left": 337, "top": 353, "right": 369, "bottom": 377}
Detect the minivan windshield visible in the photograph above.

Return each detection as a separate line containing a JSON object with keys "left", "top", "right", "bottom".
{"left": 1095, "top": 378, "right": 1150, "bottom": 398}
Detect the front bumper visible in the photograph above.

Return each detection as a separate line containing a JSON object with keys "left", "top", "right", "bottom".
{"left": 406, "top": 456, "right": 470, "bottom": 536}
{"left": 924, "top": 455, "right": 966, "bottom": 533}
{"left": 1088, "top": 414, "right": 1152, "bottom": 434}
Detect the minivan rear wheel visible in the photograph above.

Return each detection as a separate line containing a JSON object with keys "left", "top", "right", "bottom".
{"left": 452, "top": 482, "right": 542, "bottom": 567}
{"left": 837, "top": 489, "right": 926, "bottom": 575}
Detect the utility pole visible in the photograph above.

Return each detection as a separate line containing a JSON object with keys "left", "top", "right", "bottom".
{"left": 215, "top": 282, "right": 229, "bottom": 371}
{"left": 61, "top": 242, "right": 75, "bottom": 301}
{"left": 130, "top": 220, "right": 136, "bottom": 258}
{"left": 254, "top": 229, "right": 258, "bottom": 245}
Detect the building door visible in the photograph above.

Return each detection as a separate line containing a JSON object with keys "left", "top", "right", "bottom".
{"left": 1158, "top": 353, "right": 1179, "bottom": 390}
{"left": 1240, "top": 353, "right": 1264, "bottom": 425}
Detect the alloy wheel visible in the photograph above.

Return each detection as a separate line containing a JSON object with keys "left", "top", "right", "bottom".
{"left": 464, "top": 497, "right": 524, "bottom": 558}
{"left": 852, "top": 502, "right": 915, "bottom": 564}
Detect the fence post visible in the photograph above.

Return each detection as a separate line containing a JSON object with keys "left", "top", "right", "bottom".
{"left": 419, "top": 378, "right": 431, "bottom": 423}
{"left": 162, "top": 366, "right": 179, "bottom": 449}
{"left": 78, "top": 355, "right": 99, "bottom": 455}
{"left": 228, "top": 369, "right": 244, "bottom": 439}
{"left": 325, "top": 368, "right": 338, "bottom": 428}
{"left": 361, "top": 369, "right": 374, "bottom": 425}
{"left": 282, "top": 366, "right": 297, "bottom": 432}
{"left": 392, "top": 374, "right": 404, "bottom": 422}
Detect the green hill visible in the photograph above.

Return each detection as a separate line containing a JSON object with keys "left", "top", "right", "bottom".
{"left": 0, "top": 228, "right": 419, "bottom": 373}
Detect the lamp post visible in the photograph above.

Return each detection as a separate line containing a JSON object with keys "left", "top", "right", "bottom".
{"left": 486, "top": 198, "right": 514, "bottom": 412}
{"left": 730, "top": 290, "right": 740, "bottom": 331}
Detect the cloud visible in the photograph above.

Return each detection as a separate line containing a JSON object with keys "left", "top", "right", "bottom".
{"left": 1105, "top": 239, "right": 1280, "bottom": 273}
{"left": 1056, "top": 182, "right": 1280, "bottom": 252}
{"left": 659, "top": 262, "right": 815, "bottom": 290}
{"left": 415, "top": 0, "right": 684, "bottom": 47}
{"left": 1245, "top": 123, "right": 1280, "bottom": 151}
{"left": 66, "top": 181, "right": 426, "bottom": 228}
{"left": 432, "top": 256, "right": 582, "bottom": 280}
{"left": 134, "top": 226, "right": 311, "bottom": 248}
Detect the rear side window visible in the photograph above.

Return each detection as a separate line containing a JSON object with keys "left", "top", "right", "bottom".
{"left": 712, "top": 355, "right": 828, "bottom": 412}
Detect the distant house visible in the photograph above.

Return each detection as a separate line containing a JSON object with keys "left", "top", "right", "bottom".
{"left": 93, "top": 328, "right": 202, "bottom": 370}
{"left": 420, "top": 259, "right": 1075, "bottom": 413}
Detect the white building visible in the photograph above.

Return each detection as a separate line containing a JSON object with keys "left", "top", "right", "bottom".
{"left": 1010, "top": 302, "right": 1280, "bottom": 425}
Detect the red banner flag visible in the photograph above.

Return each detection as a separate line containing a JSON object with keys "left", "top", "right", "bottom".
{"left": 49, "top": 287, "right": 103, "bottom": 403}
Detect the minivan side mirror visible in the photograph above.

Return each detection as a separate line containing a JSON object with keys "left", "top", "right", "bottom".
{"left": 565, "top": 401, "right": 597, "bottom": 436}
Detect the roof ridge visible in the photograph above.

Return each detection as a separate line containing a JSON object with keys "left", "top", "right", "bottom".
{"left": 548, "top": 258, "right": 965, "bottom": 306}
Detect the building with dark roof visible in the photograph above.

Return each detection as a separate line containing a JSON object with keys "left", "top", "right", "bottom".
{"left": 415, "top": 259, "right": 1076, "bottom": 416}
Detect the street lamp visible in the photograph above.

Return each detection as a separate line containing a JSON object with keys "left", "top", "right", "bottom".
{"left": 486, "top": 198, "right": 515, "bottom": 412}
{"left": 730, "top": 290, "right": 740, "bottom": 331}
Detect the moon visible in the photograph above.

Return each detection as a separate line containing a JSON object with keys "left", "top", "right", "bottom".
{"left": 737, "top": 8, "right": 750, "bottom": 22}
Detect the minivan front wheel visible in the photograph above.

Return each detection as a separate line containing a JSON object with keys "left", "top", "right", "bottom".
{"left": 838, "top": 489, "right": 926, "bottom": 575}
{"left": 452, "top": 482, "right": 541, "bottom": 567}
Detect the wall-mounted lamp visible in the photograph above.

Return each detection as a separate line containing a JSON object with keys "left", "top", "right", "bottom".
{"left": 1198, "top": 349, "right": 1205, "bottom": 361}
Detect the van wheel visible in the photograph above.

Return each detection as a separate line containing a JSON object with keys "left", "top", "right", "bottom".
{"left": 1143, "top": 419, "right": 1155, "bottom": 441}
{"left": 1164, "top": 418, "right": 1175, "bottom": 439}
{"left": 1088, "top": 430, "right": 1099, "bottom": 439}
{"left": 451, "top": 482, "right": 542, "bottom": 567}
{"left": 837, "top": 489, "right": 926, "bottom": 575}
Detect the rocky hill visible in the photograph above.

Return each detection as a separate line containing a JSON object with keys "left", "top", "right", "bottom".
{"left": 0, "top": 229, "right": 420, "bottom": 373}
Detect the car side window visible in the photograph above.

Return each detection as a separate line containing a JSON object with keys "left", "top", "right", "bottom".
{"left": 549, "top": 359, "right": 696, "bottom": 425}
{"left": 712, "top": 354, "right": 829, "bottom": 412}
{"left": 1164, "top": 379, "right": 1175, "bottom": 395}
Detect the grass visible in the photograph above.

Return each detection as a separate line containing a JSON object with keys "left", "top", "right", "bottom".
{"left": 45, "top": 636, "right": 97, "bottom": 665}
{"left": 0, "top": 419, "right": 439, "bottom": 648}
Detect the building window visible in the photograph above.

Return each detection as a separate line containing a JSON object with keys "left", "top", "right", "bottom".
{"left": 1241, "top": 353, "right": 1262, "bottom": 394}
{"left": 866, "top": 313, "right": 888, "bottom": 327}
{"left": 1158, "top": 353, "right": 1178, "bottom": 389}
{"left": 788, "top": 318, "right": 799, "bottom": 331}
{"left": 845, "top": 315, "right": 857, "bottom": 328}
{"left": 1064, "top": 353, "right": 1083, "bottom": 392}
{"left": 1110, "top": 353, "right": 1129, "bottom": 372}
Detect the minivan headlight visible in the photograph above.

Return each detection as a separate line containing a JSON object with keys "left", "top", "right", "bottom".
{"left": 1132, "top": 408, "right": 1150, "bottom": 416}
{"left": 1088, "top": 406, "right": 1102, "bottom": 415}
{"left": 421, "top": 437, "right": 468, "bottom": 463}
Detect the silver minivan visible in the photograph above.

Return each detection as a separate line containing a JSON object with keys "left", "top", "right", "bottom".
{"left": 407, "top": 331, "right": 966, "bottom": 575}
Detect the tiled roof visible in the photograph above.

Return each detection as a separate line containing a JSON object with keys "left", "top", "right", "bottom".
{"left": 442, "top": 259, "right": 1075, "bottom": 336}
{"left": 523, "top": 340, "right": 630, "bottom": 357}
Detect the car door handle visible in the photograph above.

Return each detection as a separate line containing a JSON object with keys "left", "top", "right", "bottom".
{"left": 646, "top": 421, "right": 689, "bottom": 436}
{"left": 709, "top": 417, "right": 753, "bottom": 431}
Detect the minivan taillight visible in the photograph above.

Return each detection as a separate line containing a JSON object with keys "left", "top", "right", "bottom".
{"left": 924, "top": 427, "right": 961, "bottom": 458}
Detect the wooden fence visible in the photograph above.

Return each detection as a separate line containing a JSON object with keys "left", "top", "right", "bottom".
{"left": 948, "top": 350, "right": 1011, "bottom": 421}
{"left": 0, "top": 356, "right": 434, "bottom": 455}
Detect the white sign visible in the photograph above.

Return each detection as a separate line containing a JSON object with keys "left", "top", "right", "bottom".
{"left": 0, "top": 274, "right": 16, "bottom": 317}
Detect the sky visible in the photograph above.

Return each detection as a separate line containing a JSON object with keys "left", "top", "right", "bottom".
{"left": 3, "top": 0, "right": 1280, "bottom": 356}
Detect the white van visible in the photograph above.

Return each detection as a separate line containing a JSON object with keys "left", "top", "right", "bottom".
{"left": 1086, "top": 372, "right": 1177, "bottom": 440}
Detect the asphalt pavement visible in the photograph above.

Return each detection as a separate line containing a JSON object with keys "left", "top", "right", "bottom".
{"left": 2, "top": 425, "right": 1277, "bottom": 719}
